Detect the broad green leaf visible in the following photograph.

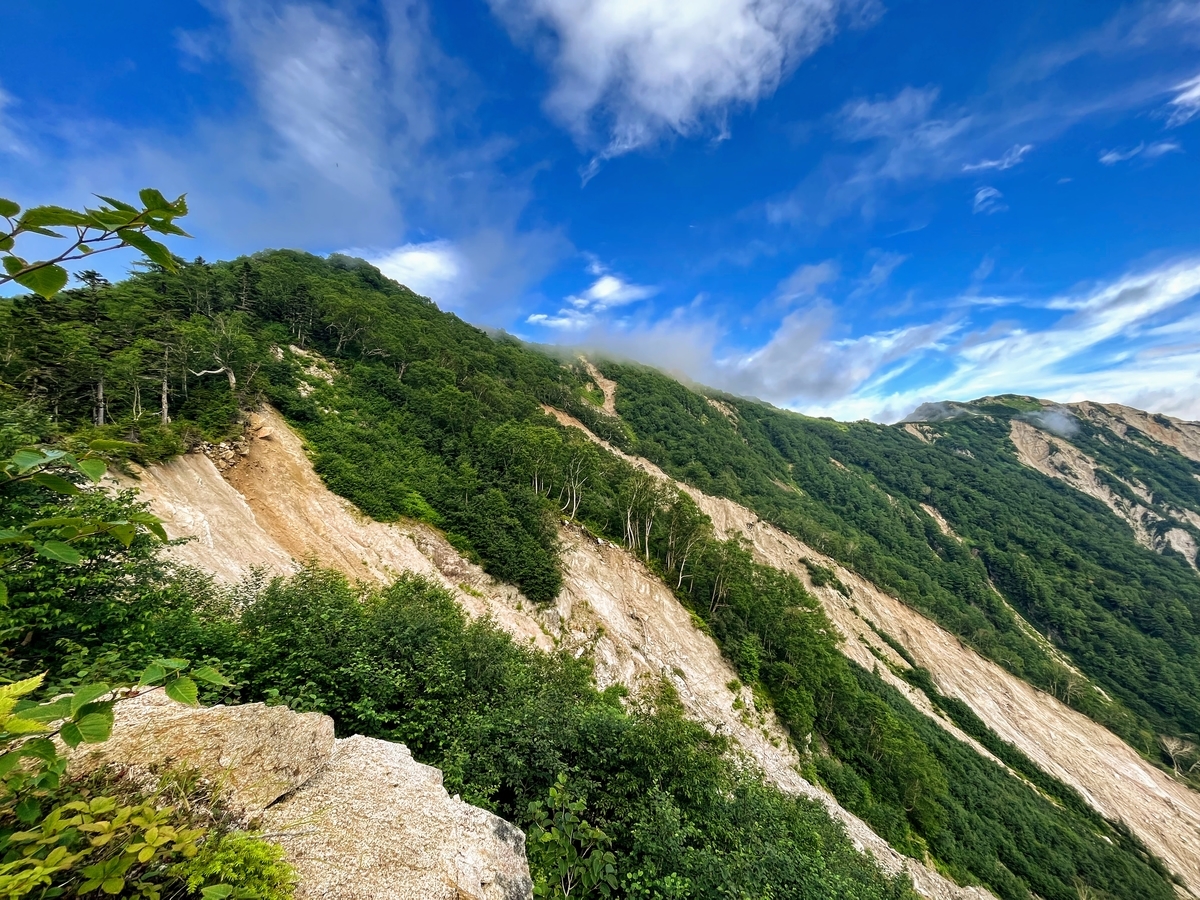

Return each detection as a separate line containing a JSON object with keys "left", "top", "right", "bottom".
{"left": 159, "top": 658, "right": 189, "bottom": 671}
{"left": 60, "top": 721, "right": 83, "bottom": 748}
{"left": 144, "top": 219, "right": 191, "bottom": 237}
{"left": 0, "top": 235, "right": 12, "bottom": 251}
{"left": 2, "top": 254, "right": 26, "bottom": 275}
{"left": 147, "top": 522, "right": 168, "bottom": 542}
{"left": 108, "top": 524, "right": 136, "bottom": 548}
{"left": 0, "top": 673, "right": 43, "bottom": 703}
{"left": 192, "top": 666, "right": 234, "bottom": 688}
{"left": 0, "top": 752, "right": 21, "bottom": 777}
{"left": 118, "top": 228, "right": 175, "bottom": 271}
{"left": 171, "top": 193, "right": 189, "bottom": 215}
{"left": 75, "top": 711, "right": 114, "bottom": 744}
{"left": 19, "top": 205, "right": 91, "bottom": 228}
{"left": 101, "top": 877, "right": 126, "bottom": 895}
{"left": 20, "top": 738, "right": 59, "bottom": 762}
{"left": 13, "top": 697, "right": 70, "bottom": 724}
{"left": 11, "top": 448, "right": 46, "bottom": 470}
{"left": 139, "top": 663, "right": 167, "bottom": 686}
{"left": 0, "top": 580, "right": 6, "bottom": 604}
{"left": 24, "top": 517, "right": 86, "bottom": 529}
{"left": 76, "top": 458, "right": 107, "bottom": 482}
{"left": 201, "top": 886, "right": 234, "bottom": 900}
{"left": 15, "top": 797, "right": 41, "bottom": 824}
{"left": 14, "top": 264, "right": 70, "bottom": 299}
{"left": 138, "top": 188, "right": 172, "bottom": 211}
{"left": 164, "top": 676, "right": 199, "bottom": 707}
{"left": 37, "top": 541, "right": 83, "bottom": 565}
{"left": 4, "top": 716, "right": 50, "bottom": 735}
{"left": 0, "top": 198, "right": 19, "bottom": 217}
{"left": 31, "top": 472, "right": 80, "bottom": 495}
{"left": 70, "top": 684, "right": 111, "bottom": 716}
{"left": 86, "top": 208, "right": 137, "bottom": 229}
{"left": 95, "top": 195, "right": 137, "bottom": 213}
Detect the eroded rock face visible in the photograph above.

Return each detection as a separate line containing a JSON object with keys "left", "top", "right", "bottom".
{"left": 68, "top": 693, "right": 533, "bottom": 900}
{"left": 70, "top": 690, "right": 334, "bottom": 816}
{"left": 264, "top": 736, "right": 532, "bottom": 900}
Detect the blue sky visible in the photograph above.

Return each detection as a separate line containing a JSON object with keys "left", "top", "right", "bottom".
{"left": 4, "top": 0, "right": 1200, "bottom": 421}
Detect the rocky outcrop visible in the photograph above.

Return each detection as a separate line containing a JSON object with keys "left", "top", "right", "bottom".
{"left": 263, "top": 736, "right": 531, "bottom": 900}
{"left": 69, "top": 691, "right": 533, "bottom": 900}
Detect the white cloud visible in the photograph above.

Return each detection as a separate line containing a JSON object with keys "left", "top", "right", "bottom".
{"left": 527, "top": 262, "right": 657, "bottom": 330}
{"left": 1167, "top": 73, "right": 1200, "bottom": 126}
{"left": 0, "top": 84, "right": 26, "bottom": 158}
{"left": 972, "top": 186, "right": 1006, "bottom": 214}
{"left": 774, "top": 260, "right": 839, "bottom": 304}
{"left": 487, "top": 0, "right": 866, "bottom": 161}
{"left": 1099, "top": 139, "right": 1183, "bottom": 164}
{"left": 850, "top": 251, "right": 907, "bottom": 298}
{"left": 364, "top": 240, "right": 466, "bottom": 299}
{"left": 839, "top": 86, "right": 941, "bottom": 140}
{"left": 962, "top": 143, "right": 1033, "bottom": 171}
{"left": 221, "top": 0, "right": 391, "bottom": 199}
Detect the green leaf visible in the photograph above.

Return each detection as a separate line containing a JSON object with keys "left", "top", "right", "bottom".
{"left": 0, "top": 580, "right": 6, "bottom": 605}
{"left": 14, "top": 697, "right": 70, "bottom": 724}
{"left": 60, "top": 721, "right": 83, "bottom": 748}
{"left": 101, "top": 877, "right": 126, "bottom": 895}
{"left": 37, "top": 541, "right": 82, "bottom": 565}
{"left": 19, "top": 205, "right": 91, "bottom": 228}
{"left": 139, "top": 663, "right": 167, "bottom": 686}
{"left": 201, "top": 886, "right": 234, "bottom": 900}
{"left": 2, "top": 255, "right": 26, "bottom": 276}
{"left": 0, "top": 235, "right": 13, "bottom": 251}
{"left": 70, "top": 684, "right": 111, "bottom": 716}
{"left": 117, "top": 228, "right": 175, "bottom": 271}
{"left": 192, "top": 666, "right": 234, "bottom": 688}
{"left": 75, "top": 711, "right": 114, "bottom": 744}
{"left": 9, "top": 449, "right": 45, "bottom": 471}
{"left": 24, "top": 517, "right": 87, "bottom": 529}
{"left": 14, "top": 264, "right": 70, "bottom": 299}
{"left": 164, "top": 676, "right": 199, "bottom": 707}
{"left": 20, "top": 738, "right": 59, "bottom": 762}
{"left": 76, "top": 458, "right": 107, "bottom": 482}
{"left": 15, "top": 797, "right": 41, "bottom": 824}
{"left": 30, "top": 472, "right": 80, "bottom": 495}
{"left": 108, "top": 524, "right": 136, "bottom": 548}
{"left": 138, "top": 188, "right": 172, "bottom": 211}
{"left": 0, "top": 198, "right": 19, "bottom": 217}
{"left": 0, "top": 751, "right": 21, "bottom": 777}
{"left": 159, "top": 658, "right": 189, "bottom": 671}
{"left": 85, "top": 208, "right": 137, "bottom": 229}
{"left": 95, "top": 195, "right": 137, "bottom": 213}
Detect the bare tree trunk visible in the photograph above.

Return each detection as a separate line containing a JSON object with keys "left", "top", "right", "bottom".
{"left": 96, "top": 377, "right": 106, "bottom": 426}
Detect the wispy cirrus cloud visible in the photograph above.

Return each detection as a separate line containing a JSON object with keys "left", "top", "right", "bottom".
{"left": 1166, "top": 73, "right": 1200, "bottom": 125}
{"left": 1099, "top": 140, "right": 1182, "bottom": 164}
{"left": 972, "top": 186, "right": 1006, "bottom": 214}
{"left": 962, "top": 143, "right": 1033, "bottom": 172}
{"left": 487, "top": 0, "right": 879, "bottom": 170}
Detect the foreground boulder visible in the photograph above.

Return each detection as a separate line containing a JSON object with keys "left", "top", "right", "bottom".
{"left": 69, "top": 690, "right": 533, "bottom": 900}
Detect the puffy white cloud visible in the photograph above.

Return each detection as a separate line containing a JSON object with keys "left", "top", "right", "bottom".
{"left": 487, "top": 0, "right": 868, "bottom": 159}
{"left": 527, "top": 262, "right": 656, "bottom": 330}
{"left": 366, "top": 240, "right": 465, "bottom": 299}
{"left": 972, "top": 186, "right": 1006, "bottom": 214}
{"left": 962, "top": 143, "right": 1033, "bottom": 172}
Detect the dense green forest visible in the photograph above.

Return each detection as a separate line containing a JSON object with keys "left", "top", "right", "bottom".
{"left": 0, "top": 249, "right": 1191, "bottom": 899}
{"left": 601, "top": 365, "right": 1200, "bottom": 751}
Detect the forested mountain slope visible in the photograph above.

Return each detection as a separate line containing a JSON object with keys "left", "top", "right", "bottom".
{"left": 3, "top": 250, "right": 1197, "bottom": 900}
